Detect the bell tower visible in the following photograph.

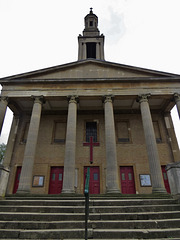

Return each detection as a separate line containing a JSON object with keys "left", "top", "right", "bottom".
{"left": 78, "top": 8, "right": 105, "bottom": 60}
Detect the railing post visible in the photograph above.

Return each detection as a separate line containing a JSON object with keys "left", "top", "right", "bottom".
{"left": 84, "top": 167, "right": 90, "bottom": 240}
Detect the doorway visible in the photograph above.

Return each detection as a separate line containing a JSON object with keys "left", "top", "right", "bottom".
{"left": 13, "top": 166, "right": 22, "bottom": 194}
{"left": 84, "top": 166, "right": 100, "bottom": 194}
{"left": 49, "top": 167, "right": 64, "bottom": 194}
{"left": 120, "top": 166, "right": 136, "bottom": 194}
{"left": 161, "top": 165, "right": 171, "bottom": 193}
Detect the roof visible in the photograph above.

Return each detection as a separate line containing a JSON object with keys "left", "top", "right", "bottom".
{"left": 0, "top": 59, "right": 180, "bottom": 84}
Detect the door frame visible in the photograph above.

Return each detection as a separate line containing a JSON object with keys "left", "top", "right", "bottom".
{"left": 120, "top": 165, "right": 136, "bottom": 194}
{"left": 84, "top": 166, "right": 100, "bottom": 194}
{"left": 13, "top": 166, "right": 22, "bottom": 194}
{"left": 48, "top": 166, "right": 64, "bottom": 194}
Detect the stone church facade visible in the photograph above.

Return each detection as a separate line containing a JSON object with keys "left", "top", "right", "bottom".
{"left": 0, "top": 9, "right": 180, "bottom": 196}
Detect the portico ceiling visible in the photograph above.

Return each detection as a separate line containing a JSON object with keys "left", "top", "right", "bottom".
{"left": 8, "top": 95, "right": 174, "bottom": 114}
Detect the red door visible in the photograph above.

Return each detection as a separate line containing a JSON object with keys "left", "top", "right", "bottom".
{"left": 49, "top": 167, "right": 64, "bottom": 194}
{"left": 13, "top": 166, "right": 22, "bottom": 194}
{"left": 120, "top": 166, "right": 136, "bottom": 194}
{"left": 161, "top": 166, "right": 171, "bottom": 193}
{"left": 84, "top": 167, "right": 100, "bottom": 194}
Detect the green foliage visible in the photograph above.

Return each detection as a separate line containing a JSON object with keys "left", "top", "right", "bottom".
{"left": 0, "top": 143, "right": 6, "bottom": 164}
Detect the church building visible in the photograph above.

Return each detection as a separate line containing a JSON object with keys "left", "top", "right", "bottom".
{"left": 0, "top": 9, "right": 180, "bottom": 196}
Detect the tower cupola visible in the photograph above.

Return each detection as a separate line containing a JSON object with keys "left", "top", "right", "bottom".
{"left": 78, "top": 8, "right": 105, "bottom": 60}
{"left": 83, "top": 8, "right": 99, "bottom": 36}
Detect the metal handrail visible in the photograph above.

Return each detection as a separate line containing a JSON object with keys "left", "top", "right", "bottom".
{"left": 84, "top": 167, "right": 90, "bottom": 240}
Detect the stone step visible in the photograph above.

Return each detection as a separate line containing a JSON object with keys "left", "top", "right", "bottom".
{"left": 0, "top": 204, "right": 179, "bottom": 213}
{"left": 1, "top": 238, "right": 180, "bottom": 240}
{"left": 0, "top": 228, "right": 180, "bottom": 239}
{"left": 1, "top": 198, "right": 177, "bottom": 206}
{"left": 1, "top": 196, "right": 179, "bottom": 239}
{"left": 0, "top": 219, "right": 180, "bottom": 230}
{"left": 0, "top": 210, "right": 180, "bottom": 221}
{"left": 92, "top": 228, "right": 180, "bottom": 239}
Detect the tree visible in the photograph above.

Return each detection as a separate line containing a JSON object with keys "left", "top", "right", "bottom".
{"left": 0, "top": 143, "right": 6, "bottom": 164}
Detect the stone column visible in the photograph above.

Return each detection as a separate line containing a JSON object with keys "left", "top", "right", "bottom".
{"left": 62, "top": 96, "right": 78, "bottom": 194}
{"left": 174, "top": 93, "right": 180, "bottom": 119}
{"left": 3, "top": 115, "right": 19, "bottom": 168}
{"left": 0, "top": 97, "right": 8, "bottom": 136}
{"left": 17, "top": 96, "right": 44, "bottom": 194}
{"left": 164, "top": 112, "right": 180, "bottom": 162}
{"left": 83, "top": 43, "right": 86, "bottom": 59}
{"left": 138, "top": 94, "right": 166, "bottom": 194}
{"left": 0, "top": 115, "right": 20, "bottom": 197}
{"left": 96, "top": 43, "right": 100, "bottom": 59}
{"left": 104, "top": 96, "right": 120, "bottom": 193}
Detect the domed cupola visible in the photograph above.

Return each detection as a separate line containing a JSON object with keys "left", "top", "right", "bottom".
{"left": 78, "top": 8, "right": 105, "bottom": 60}
{"left": 83, "top": 8, "right": 99, "bottom": 36}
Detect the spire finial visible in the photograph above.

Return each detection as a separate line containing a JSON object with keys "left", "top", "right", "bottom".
{"left": 90, "top": 8, "right": 93, "bottom": 14}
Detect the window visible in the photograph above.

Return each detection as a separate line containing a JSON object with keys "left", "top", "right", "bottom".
{"left": 90, "top": 21, "right": 93, "bottom": 26}
{"left": 21, "top": 122, "right": 30, "bottom": 143}
{"left": 53, "top": 121, "right": 66, "bottom": 143}
{"left": 86, "top": 121, "right": 97, "bottom": 142}
{"left": 86, "top": 42, "right": 96, "bottom": 58}
{"left": 153, "top": 121, "right": 162, "bottom": 143}
{"left": 116, "top": 121, "right": 130, "bottom": 143}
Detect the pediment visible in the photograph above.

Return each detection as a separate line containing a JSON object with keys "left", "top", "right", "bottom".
{"left": 27, "top": 60, "right": 176, "bottom": 80}
{"left": 1, "top": 59, "right": 179, "bottom": 82}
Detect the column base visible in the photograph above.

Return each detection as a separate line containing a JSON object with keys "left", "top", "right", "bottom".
{"left": 16, "top": 189, "right": 31, "bottom": 195}
{"left": 152, "top": 187, "right": 167, "bottom": 194}
{"left": 106, "top": 188, "right": 121, "bottom": 194}
{"left": 61, "top": 189, "right": 75, "bottom": 194}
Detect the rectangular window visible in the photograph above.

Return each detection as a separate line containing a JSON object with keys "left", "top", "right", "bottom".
{"left": 86, "top": 121, "right": 97, "bottom": 142}
{"left": 53, "top": 121, "right": 66, "bottom": 143}
{"left": 90, "top": 21, "right": 93, "bottom": 26}
{"left": 86, "top": 42, "right": 96, "bottom": 58}
{"left": 52, "top": 173, "right": 55, "bottom": 181}
{"left": 59, "top": 173, "right": 63, "bottom": 181}
{"left": 153, "top": 121, "right": 162, "bottom": 143}
{"left": 116, "top": 121, "right": 130, "bottom": 143}
{"left": 93, "top": 173, "right": 98, "bottom": 181}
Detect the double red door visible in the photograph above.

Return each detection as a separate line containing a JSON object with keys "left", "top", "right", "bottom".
{"left": 120, "top": 166, "right": 136, "bottom": 194}
{"left": 13, "top": 166, "right": 22, "bottom": 194}
{"left": 84, "top": 167, "right": 100, "bottom": 194}
{"left": 161, "top": 166, "right": 170, "bottom": 193}
{"left": 49, "top": 167, "right": 64, "bottom": 194}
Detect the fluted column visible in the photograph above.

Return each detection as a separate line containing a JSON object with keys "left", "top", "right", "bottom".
{"left": 17, "top": 96, "right": 44, "bottom": 194}
{"left": 174, "top": 93, "right": 180, "bottom": 119}
{"left": 104, "top": 96, "right": 120, "bottom": 193}
{"left": 138, "top": 94, "right": 166, "bottom": 194}
{"left": 0, "top": 97, "right": 8, "bottom": 136}
{"left": 62, "top": 96, "right": 78, "bottom": 194}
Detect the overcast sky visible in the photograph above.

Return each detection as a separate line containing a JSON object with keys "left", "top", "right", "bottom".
{"left": 0, "top": 0, "right": 180, "bottom": 145}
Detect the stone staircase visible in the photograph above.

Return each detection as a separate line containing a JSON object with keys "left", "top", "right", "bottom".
{"left": 0, "top": 195, "right": 180, "bottom": 239}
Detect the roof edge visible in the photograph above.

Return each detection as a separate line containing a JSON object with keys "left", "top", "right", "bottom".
{"left": 0, "top": 59, "right": 180, "bottom": 81}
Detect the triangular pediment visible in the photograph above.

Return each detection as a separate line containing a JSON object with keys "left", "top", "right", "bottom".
{"left": 1, "top": 59, "right": 179, "bottom": 82}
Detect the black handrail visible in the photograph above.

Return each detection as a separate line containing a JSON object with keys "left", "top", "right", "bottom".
{"left": 84, "top": 167, "right": 90, "bottom": 240}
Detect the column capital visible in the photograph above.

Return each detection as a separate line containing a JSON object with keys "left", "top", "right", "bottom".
{"left": 67, "top": 95, "right": 79, "bottom": 104}
{"left": 137, "top": 94, "right": 151, "bottom": 103}
{"left": 103, "top": 95, "right": 114, "bottom": 104}
{"left": 31, "top": 95, "right": 45, "bottom": 104}
{"left": 0, "top": 96, "right": 9, "bottom": 104}
{"left": 173, "top": 93, "right": 180, "bottom": 103}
